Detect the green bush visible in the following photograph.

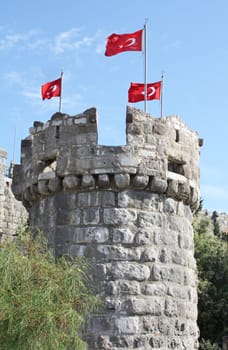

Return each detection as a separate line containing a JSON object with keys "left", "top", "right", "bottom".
{"left": 194, "top": 214, "right": 228, "bottom": 348}
{"left": 199, "top": 339, "right": 220, "bottom": 350}
{"left": 0, "top": 228, "right": 100, "bottom": 350}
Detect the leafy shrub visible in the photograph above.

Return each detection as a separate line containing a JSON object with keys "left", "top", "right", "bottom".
{"left": 194, "top": 214, "right": 228, "bottom": 348}
{"left": 0, "top": 228, "right": 100, "bottom": 350}
{"left": 199, "top": 339, "right": 220, "bottom": 350}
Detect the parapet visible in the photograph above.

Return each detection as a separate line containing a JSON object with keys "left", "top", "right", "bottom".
{"left": 12, "top": 106, "right": 202, "bottom": 211}
{"left": 0, "top": 148, "right": 7, "bottom": 176}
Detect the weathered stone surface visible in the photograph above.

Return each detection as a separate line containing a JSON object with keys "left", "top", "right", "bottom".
{"left": 98, "top": 174, "right": 110, "bottom": 188}
{"left": 81, "top": 174, "right": 95, "bottom": 189}
{"left": 114, "top": 173, "right": 130, "bottom": 189}
{"left": 131, "top": 174, "right": 149, "bottom": 189}
{"left": 63, "top": 175, "right": 79, "bottom": 190}
{"left": 11, "top": 107, "right": 201, "bottom": 349}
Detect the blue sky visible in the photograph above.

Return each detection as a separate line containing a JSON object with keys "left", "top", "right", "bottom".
{"left": 0, "top": 0, "right": 228, "bottom": 213}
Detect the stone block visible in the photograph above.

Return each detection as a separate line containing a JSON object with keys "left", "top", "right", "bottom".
{"left": 82, "top": 207, "right": 100, "bottom": 225}
{"left": 151, "top": 265, "right": 183, "bottom": 284}
{"left": 98, "top": 174, "right": 110, "bottom": 188}
{"left": 112, "top": 228, "right": 135, "bottom": 244}
{"left": 81, "top": 174, "right": 95, "bottom": 189}
{"left": 178, "top": 233, "right": 193, "bottom": 249}
{"left": 68, "top": 244, "right": 87, "bottom": 257}
{"left": 48, "top": 176, "right": 62, "bottom": 193}
{"left": 114, "top": 173, "right": 130, "bottom": 189}
{"left": 171, "top": 250, "right": 188, "bottom": 266}
{"left": 63, "top": 175, "right": 79, "bottom": 190}
{"left": 38, "top": 170, "right": 56, "bottom": 180}
{"left": 164, "top": 298, "right": 178, "bottom": 317}
{"left": 149, "top": 336, "right": 164, "bottom": 348}
{"left": 135, "top": 229, "right": 154, "bottom": 245}
{"left": 149, "top": 177, "right": 167, "bottom": 193}
{"left": 167, "top": 179, "right": 179, "bottom": 199}
{"left": 114, "top": 316, "right": 140, "bottom": 334}
{"left": 105, "top": 280, "right": 141, "bottom": 296}
{"left": 55, "top": 225, "right": 75, "bottom": 244}
{"left": 108, "top": 262, "right": 150, "bottom": 281}
{"left": 97, "top": 245, "right": 141, "bottom": 261}
{"left": 37, "top": 179, "right": 49, "bottom": 195}
{"left": 102, "top": 191, "right": 115, "bottom": 207}
{"left": 68, "top": 209, "right": 81, "bottom": 225}
{"left": 56, "top": 208, "right": 81, "bottom": 225}
{"left": 125, "top": 297, "right": 162, "bottom": 316}
{"left": 157, "top": 229, "right": 179, "bottom": 247}
{"left": 73, "top": 226, "right": 109, "bottom": 243}
{"left": 141, "top": 246, "right": 158, "bottom": 262}
{"left": 103, "top": 208, "right": 137, "bottom": 226}
{"left": 118, "top": 280, "right": 141, "bottom": 295}
{"left": 78, "top": 191, "right": 101, "bottom": 207}
{"left": 132, "top": 174, "right": 149, "bottom": 189}
{"left": 141, "top": 283, "right": 167, "bottom": 296}
{"left": 167, "top": 286, "right": 188, "bottom": 300}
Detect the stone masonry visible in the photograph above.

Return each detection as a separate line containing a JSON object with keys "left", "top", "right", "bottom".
{"left": 12, "top": 106, "right": 202, "bottom": 349}
{"left": 0, "top": 148, "right": 28, "bottom": 240}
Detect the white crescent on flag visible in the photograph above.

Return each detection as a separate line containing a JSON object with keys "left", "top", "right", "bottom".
{"left": 141, "top": 87, "right": 156, "bottom": 96}
{"left": 46, "top": 84, "right": 57, "bottom": 97}
{"left": 147, "top": 87, "right": 156, "bottom": 96}
{"left": 125, "top": 38, "right": 137, "bottom": 47}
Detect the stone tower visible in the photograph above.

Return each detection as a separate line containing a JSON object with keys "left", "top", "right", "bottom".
{"left": 12, "top": 106, "right": 201, "bottom": 350}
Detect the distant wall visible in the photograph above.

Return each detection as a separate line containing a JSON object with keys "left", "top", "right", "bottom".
{"left": 0, "top": 148, "right": 28, "bottom": 241}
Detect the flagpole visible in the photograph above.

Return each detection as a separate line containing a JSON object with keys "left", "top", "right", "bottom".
{"left": 143, "top": 21, "right": 147, "bottom": 113}
{"left": 160, "top": 72, "right": 164, "bottom": 118}
{"left": 59, "top": 71, "right": 63, "bottom": 113}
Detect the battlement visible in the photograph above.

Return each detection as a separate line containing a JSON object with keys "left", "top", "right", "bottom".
{"left": 12, "top": 106, "right": 202, "bottom": 211}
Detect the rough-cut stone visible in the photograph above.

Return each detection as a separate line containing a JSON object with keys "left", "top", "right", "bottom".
{"left": 114, "top": 173, "right": 130, "bottom": 189}
{"left": 63, "top": 175, "right": 79, "bottom": 190}
{"left": 11, "top": 106, "right": 202, "bottom": 349}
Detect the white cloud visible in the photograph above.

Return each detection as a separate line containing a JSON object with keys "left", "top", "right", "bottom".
{"left": 0, "top": 27, "right": 103, "bottom": 55}
{"left": 51, "top": 28, "right": 95, "bottom": 54}
{"left": 0, "top": 30, "right": 43, "bottom": 51}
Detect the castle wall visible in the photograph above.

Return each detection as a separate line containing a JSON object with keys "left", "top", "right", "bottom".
{"left": 12, "top": 106, "right": 201, "bottom": 349}
{"left": 0, "top": 148, "right": 28, "bottom": 241}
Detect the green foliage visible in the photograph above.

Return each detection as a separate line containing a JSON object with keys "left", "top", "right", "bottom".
{"left": 211, "top": 211, "right": 221, "bottom": 237}
{"left": 199, "top": 339, "right": 220, "bottom": 350}
{"left": 194, "top": 215, "right": 228, "bottom": 348}
{"left": 0, "top": 228, "right": 100, "bottom": 350}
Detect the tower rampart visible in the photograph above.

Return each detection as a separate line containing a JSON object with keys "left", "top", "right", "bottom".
{"left": 12, "top": 106, "right": 201, "bottom": 349}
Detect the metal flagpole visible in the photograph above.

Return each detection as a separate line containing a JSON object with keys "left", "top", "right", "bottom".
{"left": 160, "top": 72, "right": 164, "bottom": 118}
{"left": 59, "top": 71, "right": 63, "bottom": 113}
{"left": 143, "top": 21, "right": 147, "bottom": 113}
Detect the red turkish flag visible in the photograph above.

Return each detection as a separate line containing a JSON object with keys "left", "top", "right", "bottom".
{"left": 41, "top": 77, "right": 61, "bottom": 100}
{"left": 128, "top": 81, "right": 161, "bottom": 102}
{"left": 105, "top": 29, "right": 143, "bottom": 56}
